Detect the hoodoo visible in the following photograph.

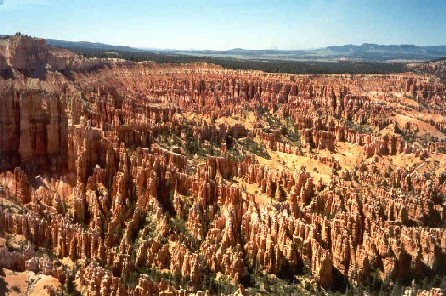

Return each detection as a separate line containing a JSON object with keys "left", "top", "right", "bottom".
{"left": 0, "top": 34, "right": 445, "bottom": 295}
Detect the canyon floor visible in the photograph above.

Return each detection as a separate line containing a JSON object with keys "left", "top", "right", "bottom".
{"left": 0, "top": 35, "right": 446, "bottom": 295}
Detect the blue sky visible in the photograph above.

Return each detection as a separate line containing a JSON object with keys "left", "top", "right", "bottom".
{"left": 0, "top": 0, "right": 445, "bottom": 50}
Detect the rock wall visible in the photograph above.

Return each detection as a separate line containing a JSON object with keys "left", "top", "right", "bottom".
{"left": 0, "top": 88, "right": 68, "bottom": 173}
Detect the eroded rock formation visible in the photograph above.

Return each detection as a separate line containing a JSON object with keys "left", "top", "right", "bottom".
{"left": 0, "top": 36, "right": 445, "bottom": 295}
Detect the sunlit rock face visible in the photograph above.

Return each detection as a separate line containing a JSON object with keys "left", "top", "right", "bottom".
{"left": 0, "top": 88, "right": 68, "bottom": 173}
{"left": 0, "top": 34, "right": 108, "bottom": 78}
{"left": 0, "top": 36, "right": 445, "bottom": 295}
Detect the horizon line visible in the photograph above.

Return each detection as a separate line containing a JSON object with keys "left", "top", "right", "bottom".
{"left": 2, "top": 32, "right": 446, "bottom": 52}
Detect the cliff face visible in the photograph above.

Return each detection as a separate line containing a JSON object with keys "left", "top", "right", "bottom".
{"left": 0, "top": 36, "right": 50, "bottom": 77}
{"left": 0, "top": 87, "right": 67, "bottom": 173}
{"left": 6, "top": 37, "right": 49, "bottom": 73}
{"left": 0, "top": 37, "right": 445, "bottom": 295}
{"left": 0, "top": 35, "right": 109, "bottom": 78}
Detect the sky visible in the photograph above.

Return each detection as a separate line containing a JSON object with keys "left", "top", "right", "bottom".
{"left": 0, "top": 0, "right": 445, "bottom": 50}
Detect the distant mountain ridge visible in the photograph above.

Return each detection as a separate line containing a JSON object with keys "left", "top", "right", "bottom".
{"left": 46, "top": 39, "right": 142, "bottom": 52}
{"left": 27, "top": 37, "right": 446, "bottom": 62}
{"left": 325, "top": 43, "right": 446, "bottom": 55}
{"left": 176, "top": 43, "right": 446, "bottom": 62}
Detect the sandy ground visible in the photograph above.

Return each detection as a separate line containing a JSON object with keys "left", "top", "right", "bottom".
{"left": 0, "top": 269, "right": 61, "bottom": 296}
{"left": 233, "top": 140, "right": 368, "bottom": 206}
{"left": 29, "top": 274, "right": 61, "bottom": 296}
{"left": 386, "top": 151, "right": 446, "bottom": 176}
{"left": 392, "top": 114, "right": 445, "bottom": 140}
{"left": 255, "top": 142, "right": 363, "bottom": 184}
{"left": 410, "top": 111, "right": 446, "bottom": 123}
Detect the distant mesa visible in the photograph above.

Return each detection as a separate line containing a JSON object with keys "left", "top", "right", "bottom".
{"left": 168, "top": 43, "right": 446, "bottom": 62}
